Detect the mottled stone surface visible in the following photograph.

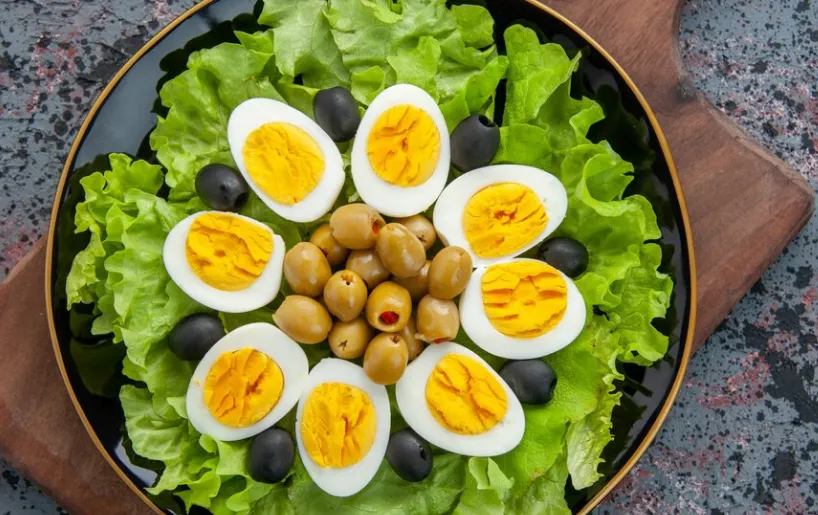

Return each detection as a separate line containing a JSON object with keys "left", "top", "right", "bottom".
{"left": 0, "top": 0, "right": 815, "bottom": 513}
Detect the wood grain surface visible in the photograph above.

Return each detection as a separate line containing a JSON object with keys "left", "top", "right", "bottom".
{"left": 0, "top": 240, "right": 148, "bottom": 515}
{"left": 540, "top": 0, "right": 814, "bottom": 347}
{"left": 0, "top": 1, "right": 812, "bottom": 514}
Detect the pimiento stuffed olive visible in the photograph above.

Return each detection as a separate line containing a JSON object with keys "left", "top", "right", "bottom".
{"left": 499, "top": 359, "right": 557, "bottom": 405}
{"left": 450, "top": 114, "right": 500, "bottom": 172}
{"left": 330, "top": 203, "right": 385, "bottom": 250}
{"left": 168, "top": 313, "right": 225, "bottom": 360}
{"left": 313, "top": 87, "right": 361, "bottom": 142}
{"left": 194, "top": 163, "right": 249, "bottom": 212}
{"left": 366, "top": 282, "right": 412, "bottom": 332}
{"left": 537, "top": 237, "right": 589, "bottom": 278}
{"left": 248, "top": 428, "right": 295, "bottom": 484}
{"left": 428, "top": 246, "right": 472, "bottom": 299}
{"left": 386, "top": 428, "right": 433, "bottom": 482}
{"left": 415, "top": 295, "right": 459, "bottom": 343}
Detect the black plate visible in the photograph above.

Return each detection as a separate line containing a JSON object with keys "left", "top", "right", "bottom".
{"left": 46, "top": 1, "right": 694, "bottom": 513}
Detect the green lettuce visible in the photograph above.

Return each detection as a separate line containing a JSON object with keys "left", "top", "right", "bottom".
{"left": 63, "top": 3, "right": 674, "bottom": 513}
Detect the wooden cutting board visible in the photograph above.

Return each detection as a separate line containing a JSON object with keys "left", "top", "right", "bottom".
{"left": 0, "top": 0, "right": 812, "bottom": 514}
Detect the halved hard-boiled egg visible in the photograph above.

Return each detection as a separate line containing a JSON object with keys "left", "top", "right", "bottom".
{"left": 227, "top": 98, "right": 345, "bottom": 223}
{"left": 350, "top": 84, "right": 450, "bottom": 218}
{"left": 396, "top": 342, "right": 524, "bottom": 456}
{"left": 460, "top": 259, "right": 586, "bottom": 359}
{"left": 186, "top": 323, "right": 309, "bottom": 441}
{"left": 163, "top": 211, "right": 285, "bottom": 313}
{"left": 433, "top": 164, "right": 568, "bottom": 267}
{"left": 295, "top": 359, "right": 390, "bottom": 497}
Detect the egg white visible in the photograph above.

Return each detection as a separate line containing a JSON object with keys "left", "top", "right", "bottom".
{"left": 459, "top": 258, "right": 587, "bottom": 359}
{"left": 433, "top": 164, "right": 569, "bottom": 267}
{"left": 395, "top": 342, "right": 524, "bottom": 456}
{"left": 350, "top": 84, "right": 451, "bottom": 218}
{"left": 186, "top": 323, "right": 309, "bottom": 441}
{"left": 295, "top": 359, "right": 391, "bottom": 497}
{"left": 227, "top": 98, "right": 345, "bottom": 223}
{"left": 163, "top": 211, "right": 285, "bottom": 313}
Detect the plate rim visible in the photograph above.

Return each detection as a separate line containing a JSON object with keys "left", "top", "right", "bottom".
{"left": 43, "top": 0, "right": 698, "bottom": 513}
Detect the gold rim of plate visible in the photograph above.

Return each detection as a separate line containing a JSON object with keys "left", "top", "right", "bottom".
{"left": 44, "top": 0, "right": 698, "bottom": 513}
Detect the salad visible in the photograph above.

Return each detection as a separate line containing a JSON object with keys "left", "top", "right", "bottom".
{"left": 63, "top": 0, "right": 673, "bottom": 513}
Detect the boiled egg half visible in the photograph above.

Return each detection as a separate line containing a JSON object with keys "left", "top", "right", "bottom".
{"left": 433, "top": 164, "right": 568, "bottom": 267}
{"left": 351, "top": 84, "right": 450, "bottom": 218}
{"left": 227, "top": 98, "right": 345, "bottom": 223}
{"left": 163, "top": 211, "right": 285, "bottom": 313}
{"left": 295, "top": 359, "right": 390, "bottom": 497}
{"left": 460, "top": 259, "right": 586, "bottom": 359}
{"left": 186, "top": 323, "right": 309, "bottom": 441}
{"left": 396, "top": 342, "right": 524, "bottom": 456}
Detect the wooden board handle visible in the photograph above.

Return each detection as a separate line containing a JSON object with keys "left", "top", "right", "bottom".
{"left": 543, "top": 0, "right": 814, "bottom": 348}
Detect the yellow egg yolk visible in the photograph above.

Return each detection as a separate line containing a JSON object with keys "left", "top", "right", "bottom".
{"left": 185, "top": 213, "right": 273, "bottom": 291}
{"left": 462, "top": 183, "right": 547, "bottom": 258}
{"left": 300, "top": 383, "right": 377, "bottom": 468}
{"left": 367, "top": 105, "right": 440, "bottom": 187}
{"left": 243, "top": 122, "right": 325, "bottom": 205}
{"left": 425, "top": 354, "right": 507, "bottom": 435}
{"left": 203, "top": 348, "right": 284, "bottom": 428}
{"left": 481, "top": 261, "right": 568, "bottom": 338}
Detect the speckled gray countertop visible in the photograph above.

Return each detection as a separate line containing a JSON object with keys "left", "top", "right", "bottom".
{"left": 0, "top": 0, "right": 816, "bottom": 513}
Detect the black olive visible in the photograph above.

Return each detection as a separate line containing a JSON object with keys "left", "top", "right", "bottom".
{"left": 313, "top": 87, "right": 361, "bottom": 142}
{"left": 248, "top": 428, "right": 295, "bottom": 484}
{"left": 537, "top": 237, "right": 589, "bottom": 278}
{"left": 195, "top": 163, "right": 249, "bottom": 212}
{"left": 167, "top": 313, "right": 225, "bottom": 361}
{"left": 450, "top": 114, "right": 500, "bottom": 172}
{"left": 499, "top": 359, "right": 557, "bottom": 405}
{"left": 386, "top": 428, "right": 433, "bottom": 482}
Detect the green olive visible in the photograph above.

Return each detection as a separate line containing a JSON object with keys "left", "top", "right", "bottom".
{"left": 375, "top": 223, "right": 427, "bottom": 278}
{"left": 394, "top": 215, "right": 436, "bottom": 251}
{"left": 330, "top": 204, "right": 385, "bottom": 250}
{"left": 346, "top": 249, "right": 390, "bottom": 289}
{"left": 283, "top": 242, "right": 332, "bottom": 297}
{"left": 309, "top": 223, "right": 349, "bottom": 266}
{"left": 328, "top": 317, "right": 373, "bottom": 359}
{"left": 273, "top": 295, "right": 332, "bottom": 344}
{"left": 393, "top": 260, "right": 430, "bottom": 301}
{"left": 363, "top": 333, "right": 408, "bottom": 385}
{"left": 428, "top": 246, "right": 473, "bottom": 299}
{"left": 398, "top": 317, "right": 424, "bottom": 362}
{"left": 323, "top": 270, "right": 368, "bottom": 322}
{"left": 416, "top": 295, "right": 459, "bottom": 343}
{"left": 365, "top": 281, "right": 412, "bottom": 332}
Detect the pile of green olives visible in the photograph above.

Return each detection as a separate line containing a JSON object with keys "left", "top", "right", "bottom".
{"left": 272, "top": 203, "right": 474, "bottom": 386}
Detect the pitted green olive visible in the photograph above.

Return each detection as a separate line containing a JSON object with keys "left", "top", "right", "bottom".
{"left": 394, "top": 215, "right": 436, "bottom": 251}
{"left": 415, "top": 295, "right": 459, "bottom": 343}
{"left": 273, "top": 295, "right": 332, "bottom": 344}
{"left": 346, "top": 249, "right": 390, "bottom": 289}
{"left": 363, "top": 333, "right": 408, "bottom": 385}
{"left": 328, "top": 317, "right": 373, "bottom": 359}
{"left": 393, "top": 260, "right": 430, "bottom": 301}
{"left": 428, "top": 246, "right": 473, "bottom": 299}
{"left": 375, "top": 223, "right": 426, "bottom": 278}
{"left": 323, "top": 270, "right": 368, "bottom": 321}
{"left": 309, "top": 223, "right": 349, "bottom": 266}
{"left": 283, "top": 242, "right": 332, "bottom": 297}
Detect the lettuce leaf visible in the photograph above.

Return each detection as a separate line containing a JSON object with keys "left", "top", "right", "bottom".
{"left": 258, "top": 0, "right": 349, "bottom": 88}
{"left": 452, "top": 458, "right": 513, "bottom": 515}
